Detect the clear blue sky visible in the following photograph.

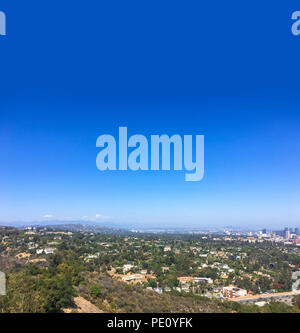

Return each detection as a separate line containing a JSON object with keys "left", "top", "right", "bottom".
{"left": 0, "top": 1, "right": 300, "bottom": 229}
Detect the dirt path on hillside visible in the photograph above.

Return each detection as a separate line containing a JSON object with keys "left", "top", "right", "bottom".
{"left": 63, "top": 297, "right": 103, "bottom": 313}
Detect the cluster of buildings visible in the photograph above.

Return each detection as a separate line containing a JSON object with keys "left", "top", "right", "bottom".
{"left": 240, "top": 227, "right": 300, "bottom": 245}
{"left": 117, "top": 265, "right": 156, "bottom": 285}
{"left": 283, "top": 227, "right": 300, "bottom": 243}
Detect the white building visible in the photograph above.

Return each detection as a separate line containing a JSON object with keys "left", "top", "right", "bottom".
{"left": 44, "top": 248, "right": 56, "bottom": 255}
{"left": 153, "top": 287, "right": 163, "bottom": 294}
{"left": 194, "top": 277, "right": 213, "bottom": 284}
{"left": 122, "top": 274, "right": 143, "bottom": 282}
{"left": 123, "top": 264, "right": 134, "bottom": 272}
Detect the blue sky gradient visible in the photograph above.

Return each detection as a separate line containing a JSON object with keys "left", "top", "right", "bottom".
{"left": 1, "top": 1, "right": 300, "bottom": 228}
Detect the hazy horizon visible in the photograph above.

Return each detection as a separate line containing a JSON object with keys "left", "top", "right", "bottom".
{"left": 0, "top": 217, "right": 299, "bottom": 232}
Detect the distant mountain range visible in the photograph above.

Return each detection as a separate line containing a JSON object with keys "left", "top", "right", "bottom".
{"left": 41, "top": 223, "right": 130, "bottom": 234}
{"left": 1, "top": 220, "right": 292, "bottom": 234}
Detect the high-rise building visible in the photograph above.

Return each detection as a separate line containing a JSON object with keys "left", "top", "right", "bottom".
{"left": 295, "top": 228, "right": 299, "bottom": 236}
{"left": 262, "top": 229, "right": 267, "bottom": 234}
{"left": 285, "top": 230, "right": 290, "bottom": 240}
